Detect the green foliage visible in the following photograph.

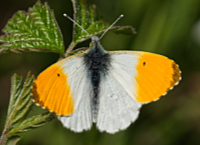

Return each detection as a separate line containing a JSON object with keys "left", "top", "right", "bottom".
{"left": 0, "top": 73, "right": 54, "bottom": 145}
{"left": 0, "top": 1, "right": 64, "bottom": 54}
{"left": 71, "top": 0, "right": 136, "bottom": 43}
{"left": 0, "top": 0, "right": 136, "bottom": 56}
{"left": 6, "top": 135, "right": 21, "bottom": 145}
{"left": 66, "top": 0, "right": 136, "bottom": 55}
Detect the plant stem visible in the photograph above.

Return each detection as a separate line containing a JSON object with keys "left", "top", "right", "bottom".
{"left": 64, "top": 41, "right": 76, "bottom": 57}
{"left": 0, "top": 129, "right": 7, "bottom": 145}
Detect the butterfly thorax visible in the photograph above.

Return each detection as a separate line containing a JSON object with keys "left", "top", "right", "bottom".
{"left": 84, "top": 37, "right": 111, "bottom": 122}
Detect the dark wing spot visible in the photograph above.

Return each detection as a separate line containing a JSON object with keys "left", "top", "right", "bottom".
{"left": 32, "top": 83, "right": 39, "bottom": 101}
{"left": 170, "top": 62, "right": 181, "bottom": 87}
{"left": 57, "top": 73, "right": 60, "bottom": 77}
{"left": 32, "top": 82, "right": 44, "bottom": 106}
{"left": 143, "top": 62, "right": 146, "bottom": 66}
{"left": 172, "top": 62, "right": 181, "bottom": 82}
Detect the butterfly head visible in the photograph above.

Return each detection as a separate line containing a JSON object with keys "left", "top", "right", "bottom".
{"left": 87, "top": 36, "right": 106, "bottom": 54}
{"left": 90, "top": 36, "right": 99, "bottom": 48}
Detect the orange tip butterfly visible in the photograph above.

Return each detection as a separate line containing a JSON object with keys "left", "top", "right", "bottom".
{"left": 32, "top": 14, "right": 181, "bottom": 134}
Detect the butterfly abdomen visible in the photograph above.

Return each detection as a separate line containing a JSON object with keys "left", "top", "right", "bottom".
{"left": 84, "top": 40, "right": 111, "bottom": 121}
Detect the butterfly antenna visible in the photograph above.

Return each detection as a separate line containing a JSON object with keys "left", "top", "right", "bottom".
{"left": 63, "top": 13, "right": 90, "bottom": 36}
{"left": 99, "top": 14, "right": 124, "bottom": 40}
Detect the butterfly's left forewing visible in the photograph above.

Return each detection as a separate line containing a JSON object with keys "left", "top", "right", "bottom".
{"left": 96, "top": 52, "right": 143, "bottom": 133}
{"left": 96, "top": 51, "right": 181, "bottom": 133}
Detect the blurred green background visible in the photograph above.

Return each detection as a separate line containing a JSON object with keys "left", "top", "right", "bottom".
{"left": 1, "top": 0, "right": 200, "bottom": 144}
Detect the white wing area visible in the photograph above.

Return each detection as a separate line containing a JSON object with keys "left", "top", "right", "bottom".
{"left": 57, "top": 79, "right": 93, "bottom": 132}
{"left": 97, "top": 52, "right": 142, "bottom": 133}
{"left": 57, "top": 55, "right": 93, "bottom": 132}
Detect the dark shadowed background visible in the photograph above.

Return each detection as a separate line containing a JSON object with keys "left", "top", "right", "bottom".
{"left": 1, "top": 0, "right": 200, "bottom": 144}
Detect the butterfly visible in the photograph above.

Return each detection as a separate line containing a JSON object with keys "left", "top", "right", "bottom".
{"left": 32, "top": 14, "right": 181, "bottom": 134}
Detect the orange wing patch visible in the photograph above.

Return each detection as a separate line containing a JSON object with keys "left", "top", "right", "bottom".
{"left": 32, "top": 64, "right": 74, "bottom": 115}
{"left": 135, "top": 52, "right": 181, "bottom": 103}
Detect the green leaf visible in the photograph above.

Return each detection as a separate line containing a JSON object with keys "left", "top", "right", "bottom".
{"left": 0, "top": 72, "right": 55, "bottom": 145}
{"left": 0, "top": 1, "right": 64, "bottom": 55}
{"left": 7, "top": 112, "right": 54, "bottom": 136}
{"left": 71, "top": 0, "right": 109, "bottom": 43}
{"left": 110, "top": 25, "right": 137, "bottom": 36}
{"left": 6, "top": 135, "right": 21, "bottom": 145}
{"left": 71, "top": 0, "right": 136, "bottom": 43}
{"left": 5, "top": 72, "right": 34, "bottom": 128}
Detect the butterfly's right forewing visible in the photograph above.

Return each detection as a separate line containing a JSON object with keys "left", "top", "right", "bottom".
{"left": 33, "top": 54, "right": 93, "bottom": 132}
